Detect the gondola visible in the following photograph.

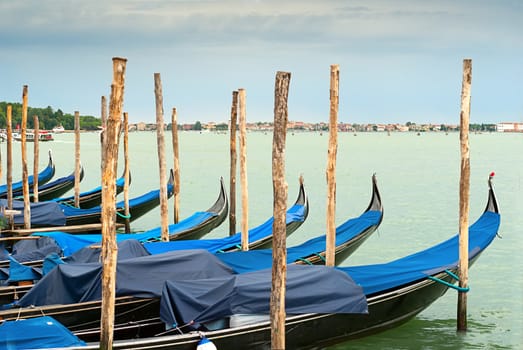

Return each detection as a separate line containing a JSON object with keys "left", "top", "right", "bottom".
{"left": 0, "top": 178, "right": 306, "bottom": 270}
{"left": 13, "top": 166, "right": 85, "bottom": 202}
{"left": 2, "top": 175, "right": 500, "bottom": 349}
{"left": 215, "top": 174, "right": 382, "bottom": 272}
{"left": 51, "top": 172, "right": 127, "bottom": 209}
{"left": 21, "top": 174, "right": 497, "bottom": 350}
{"left": 0, "top": 180, "right": 309, "bottom": 302}
{"left": 62, "top": 170, "right": 174, "bottom": 227}
{"left": 0, "top": 151, "right": 55, "bottom": 199}
{"left": 2, "top": 170, "right": 174, "bottom": 229}
{"left": 148, "top": 176, "right": 306, "bottom": 246}
{"left": 0, "top": 176, "right": 385, "bottom": 341}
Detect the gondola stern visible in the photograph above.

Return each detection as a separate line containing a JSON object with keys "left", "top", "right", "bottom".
{"left": 294, "top": 176, "right": 309, "bottom": 222}
{"left": 206, "top": 177, "right": 229, "bottom": 217}
{"left": 47, "top": 149, "right": 56, "bottom": 179}
{"left": 79, "top": 164, "right": 85, "bottom": 182}
{"left": 365, "top": 173, "right": 383, "bottom": 216}
{"left": 485, "top": 172, "right": 499, "bottom": 214}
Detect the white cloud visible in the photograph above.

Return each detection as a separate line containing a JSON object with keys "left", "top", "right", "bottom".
{"left": 1, "top": 0, "right": 521, "bottom": 123}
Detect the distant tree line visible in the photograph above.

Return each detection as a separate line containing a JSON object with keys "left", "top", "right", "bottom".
{"left": 0, "top": 102, "right": 101, "bottom": 130}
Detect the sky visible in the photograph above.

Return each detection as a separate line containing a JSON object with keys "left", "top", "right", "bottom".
{"left": 1, "top": 0, "right": 522, "bottom": 125}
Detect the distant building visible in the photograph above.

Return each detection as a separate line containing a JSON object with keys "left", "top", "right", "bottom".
{"left": 136, "top": 122, "right": 147, "bottom": 131}
{"left": 496, "top": 122, "right": 523, "bottom": 132}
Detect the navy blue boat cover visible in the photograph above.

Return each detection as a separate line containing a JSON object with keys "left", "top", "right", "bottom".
{"left": 0, "top": 199, "right": 66, "bottom": 226}
{"left": 16, "top": 249, "right": 234, "bottom": 307}
{"left": 63, "top": 239, "right": 151, "bottom": 264}
{"left": 9, "top": 236, "right": 62, "bottom": 262}
{"left": 217, "top": 209, "right": 382, "bottom": 273}
{"left": 158, "top": 208, "right": 499, "bottom": 327}
{"left": 160, "top": 264, "right": 368, "bottom": 327}
{"left": 0, "top": 316, "right": 85, "bottom": 349}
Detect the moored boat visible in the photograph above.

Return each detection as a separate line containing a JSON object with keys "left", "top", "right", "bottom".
{"left": 0, "top": 176, "right": 385, "bottom": 340}
{"left": 0, "top": 174, "right": 500, "bottom": 349}
{"left": 0, "top": 152, "right": 55, "bottom": 199}
{"left": 52, "top": 125, "right": 65, "bottom": 134}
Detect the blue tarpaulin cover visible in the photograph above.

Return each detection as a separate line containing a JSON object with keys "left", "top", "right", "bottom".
{"left": 13, "top": 172, "right": 74, "bottom": 199}
{"left": 144, "top": 203, "right": 306, "bottom": 254}
{"left": 16, "top": 249, "right": 234, "bottom": 307}
{"left": 0, "top": 199, "right": 66, "bottom": 226}
{"left": 341, "top": 210, "right": 500, "bottom": 295}
{"left": 0, "top": 316, "right": 85, "bottom": 349}
{"left": 216, "top": 209, "right": 381, "bottom": 273}
{"left": 3, "top": 203, "right": 306, "bottom": 282}
{"left": 51, "top": 176, "right": 125, "bottom": 204}
{"left": 59, "top": 184, "right": 171, "bottom": 218}
{"left": 25, "top": 202, "right": 305, "bottom": 257}
{"left": 159, "top": 264, "right": 368, "bottom": 327}
{"left": 158, "top": 208, "right": 499, "bottom": 327}
{"left": 30, "top": 212, "right": 215, "bottom": 257}
{"left": 0, "top": 162, "right": 54, "bottom": 197}
{"left": 7, "top": 256, "right": 42, "bottom": 282}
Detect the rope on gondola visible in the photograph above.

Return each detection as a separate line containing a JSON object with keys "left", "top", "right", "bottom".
{"left": 116, "top": 211, "right": 131, "bottom": 219}
{"left": 296, "top": 258, "right": 313, "bottom": 265}
{"left": 427, "top": 269, "right": 470, "bottom": 293}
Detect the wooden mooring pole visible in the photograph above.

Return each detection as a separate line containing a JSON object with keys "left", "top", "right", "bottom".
{"left": 457, "top": 58, "right": 472, "bottom": 331}
{"left": 100, "top": 57, "right": 126, "bottom": 350}
{"left": 238, "top": 88, "right": 249, "bottom": 251}
{"left": 123, "top": 112, "right": 131, "bottom": 233}
{"left": 326, "top": 64, "right": 339, "bottom": 267}
{"left": 74, "top": 111, "right": 81, "bottom": 208}
{"left": 171, "top": 108, "right": 180, "bottom": 224}
{"left": 229, "top": 91, "right": 238, "bottom": 236}
{"left": 154, "top": 73, "right": 169, "bottom": 242}
{"left": 32, "top": 116, "right": 40, "bottom": 203}
{"left": 21, "top": 85, "right": 31, "bottom": 229}
{"left": 6, "top": 105, "right": 13, "bottom": 211}
{"left": 270, "top": 71, "right": 291, "bottom": 350}
{"left": 101, "top": 95, "right": 107, "bottom": 178}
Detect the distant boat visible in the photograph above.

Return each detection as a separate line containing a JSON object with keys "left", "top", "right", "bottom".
{"left": 52, "top": 125, "right": 65, "bottom": 134}
{"left": 13, "top": 131, "right": 54, "bottom": 142}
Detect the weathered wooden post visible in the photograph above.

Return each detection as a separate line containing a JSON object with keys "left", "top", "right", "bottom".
{"left": 6, "top": 106, "right": 13, "bottom": 211}
{"left": 101, "top": 95, "right": 107, "bottom": 178}
{"left": 32, "top": 116, "right": 40, "bottom": 202}
{"left": 457, "top": 58, "right": 472, "bottom": 331}
{"left": 100, "top": 57, "right": 126, "bottom": 350}
{"left": 123, "top": 112, "right": 131, "bottom": 233}
{"left": 238, "top": 88, "right": 249, "bottom": 250}
{"left": 154, "top": 73, "right": 169, "bottom": 242}
{"left": 326, "top": 64, "right": 339, "bottom": 267}
{"left": 21, "top": 85, "right": 31, "bottom": 229}
{"left": 229, "top": 91, "right": 238, "bottom": 236}
{"left": 171, "top": 108, "right": 180, "bottom": 224}
{"left": 74, "top": 111, "right": 81, "bottom": 208}
{"left": 270, "top": 71, "right": 291, "bottom": 350}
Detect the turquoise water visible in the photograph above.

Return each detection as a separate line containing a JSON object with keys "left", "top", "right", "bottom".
{"left": 2, "top": 131, "right": 522, "bottom": 348}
